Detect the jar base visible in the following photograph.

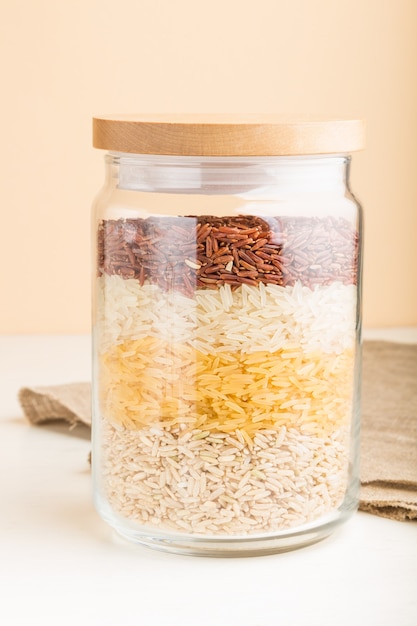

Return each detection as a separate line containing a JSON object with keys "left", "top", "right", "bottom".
{"left": 97, "top": 500, "right": 357, "bottom": 557}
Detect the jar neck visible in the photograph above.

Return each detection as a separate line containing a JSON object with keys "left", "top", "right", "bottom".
{"left": 104, "top": 153, "right": 350, "bottom": 195}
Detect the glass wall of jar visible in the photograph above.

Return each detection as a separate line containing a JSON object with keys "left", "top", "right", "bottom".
{"left": 92, "top": 116, "right": 365, "bottom": 556}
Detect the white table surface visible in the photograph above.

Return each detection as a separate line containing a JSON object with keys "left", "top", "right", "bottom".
{"left": 1, "top": 331, "right": 416, "bottom": 626}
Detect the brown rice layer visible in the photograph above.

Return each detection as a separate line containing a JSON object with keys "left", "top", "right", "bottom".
{"left": 97, "top": 215, "right": 359, "bottom": 297}
{"left": 100, "top": 422, "right": 350, "bottom": 535}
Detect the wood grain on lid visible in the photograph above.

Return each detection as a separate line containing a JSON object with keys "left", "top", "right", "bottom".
{"left": 92, "top": 114, "right": 365, "bottom": 156}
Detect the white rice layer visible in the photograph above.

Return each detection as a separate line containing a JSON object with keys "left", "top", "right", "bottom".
{"left": 96, "top": 275, "right": 357, "bottom": 355}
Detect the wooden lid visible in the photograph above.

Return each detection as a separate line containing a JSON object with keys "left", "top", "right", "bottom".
{"left": 92, "top": 114, "right": 365, "bottom": 156}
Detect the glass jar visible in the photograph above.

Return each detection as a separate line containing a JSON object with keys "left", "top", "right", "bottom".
{"left": 92, "top": 115, "right": 365, "bottom": 556}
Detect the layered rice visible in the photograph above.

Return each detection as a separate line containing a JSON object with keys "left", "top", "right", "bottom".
{"left": 95, "top": 215, "right": 357, "bottom": 535}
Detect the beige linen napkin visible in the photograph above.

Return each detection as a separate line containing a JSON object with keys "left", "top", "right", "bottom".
{"left": 18, "top": 341, "right": 417, "bottom": 521}
{"left": 359, "top": 341, "right": 417, "bottom": 520}
{"left": 18, "top": 382, "right": 91, "bottom": 428}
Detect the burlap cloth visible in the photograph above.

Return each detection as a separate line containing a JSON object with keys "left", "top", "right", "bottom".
{"left": 359, "top": 341, "right": 417, "bottom": 520}
{"left": 18, "top": 341, "right": 417, "bottom": 521}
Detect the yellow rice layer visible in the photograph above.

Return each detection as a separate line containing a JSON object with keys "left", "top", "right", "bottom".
{"left": 99, "top": 337, "right": 354, "bottom": 437}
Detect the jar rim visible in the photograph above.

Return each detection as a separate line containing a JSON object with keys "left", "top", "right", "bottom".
{"left": 92, "top": 114, "right": 365, "bottom": 157}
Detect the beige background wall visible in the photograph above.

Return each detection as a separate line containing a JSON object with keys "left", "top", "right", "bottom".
{"left": 0, "top": 0, "right": 416, "bottom": 333}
